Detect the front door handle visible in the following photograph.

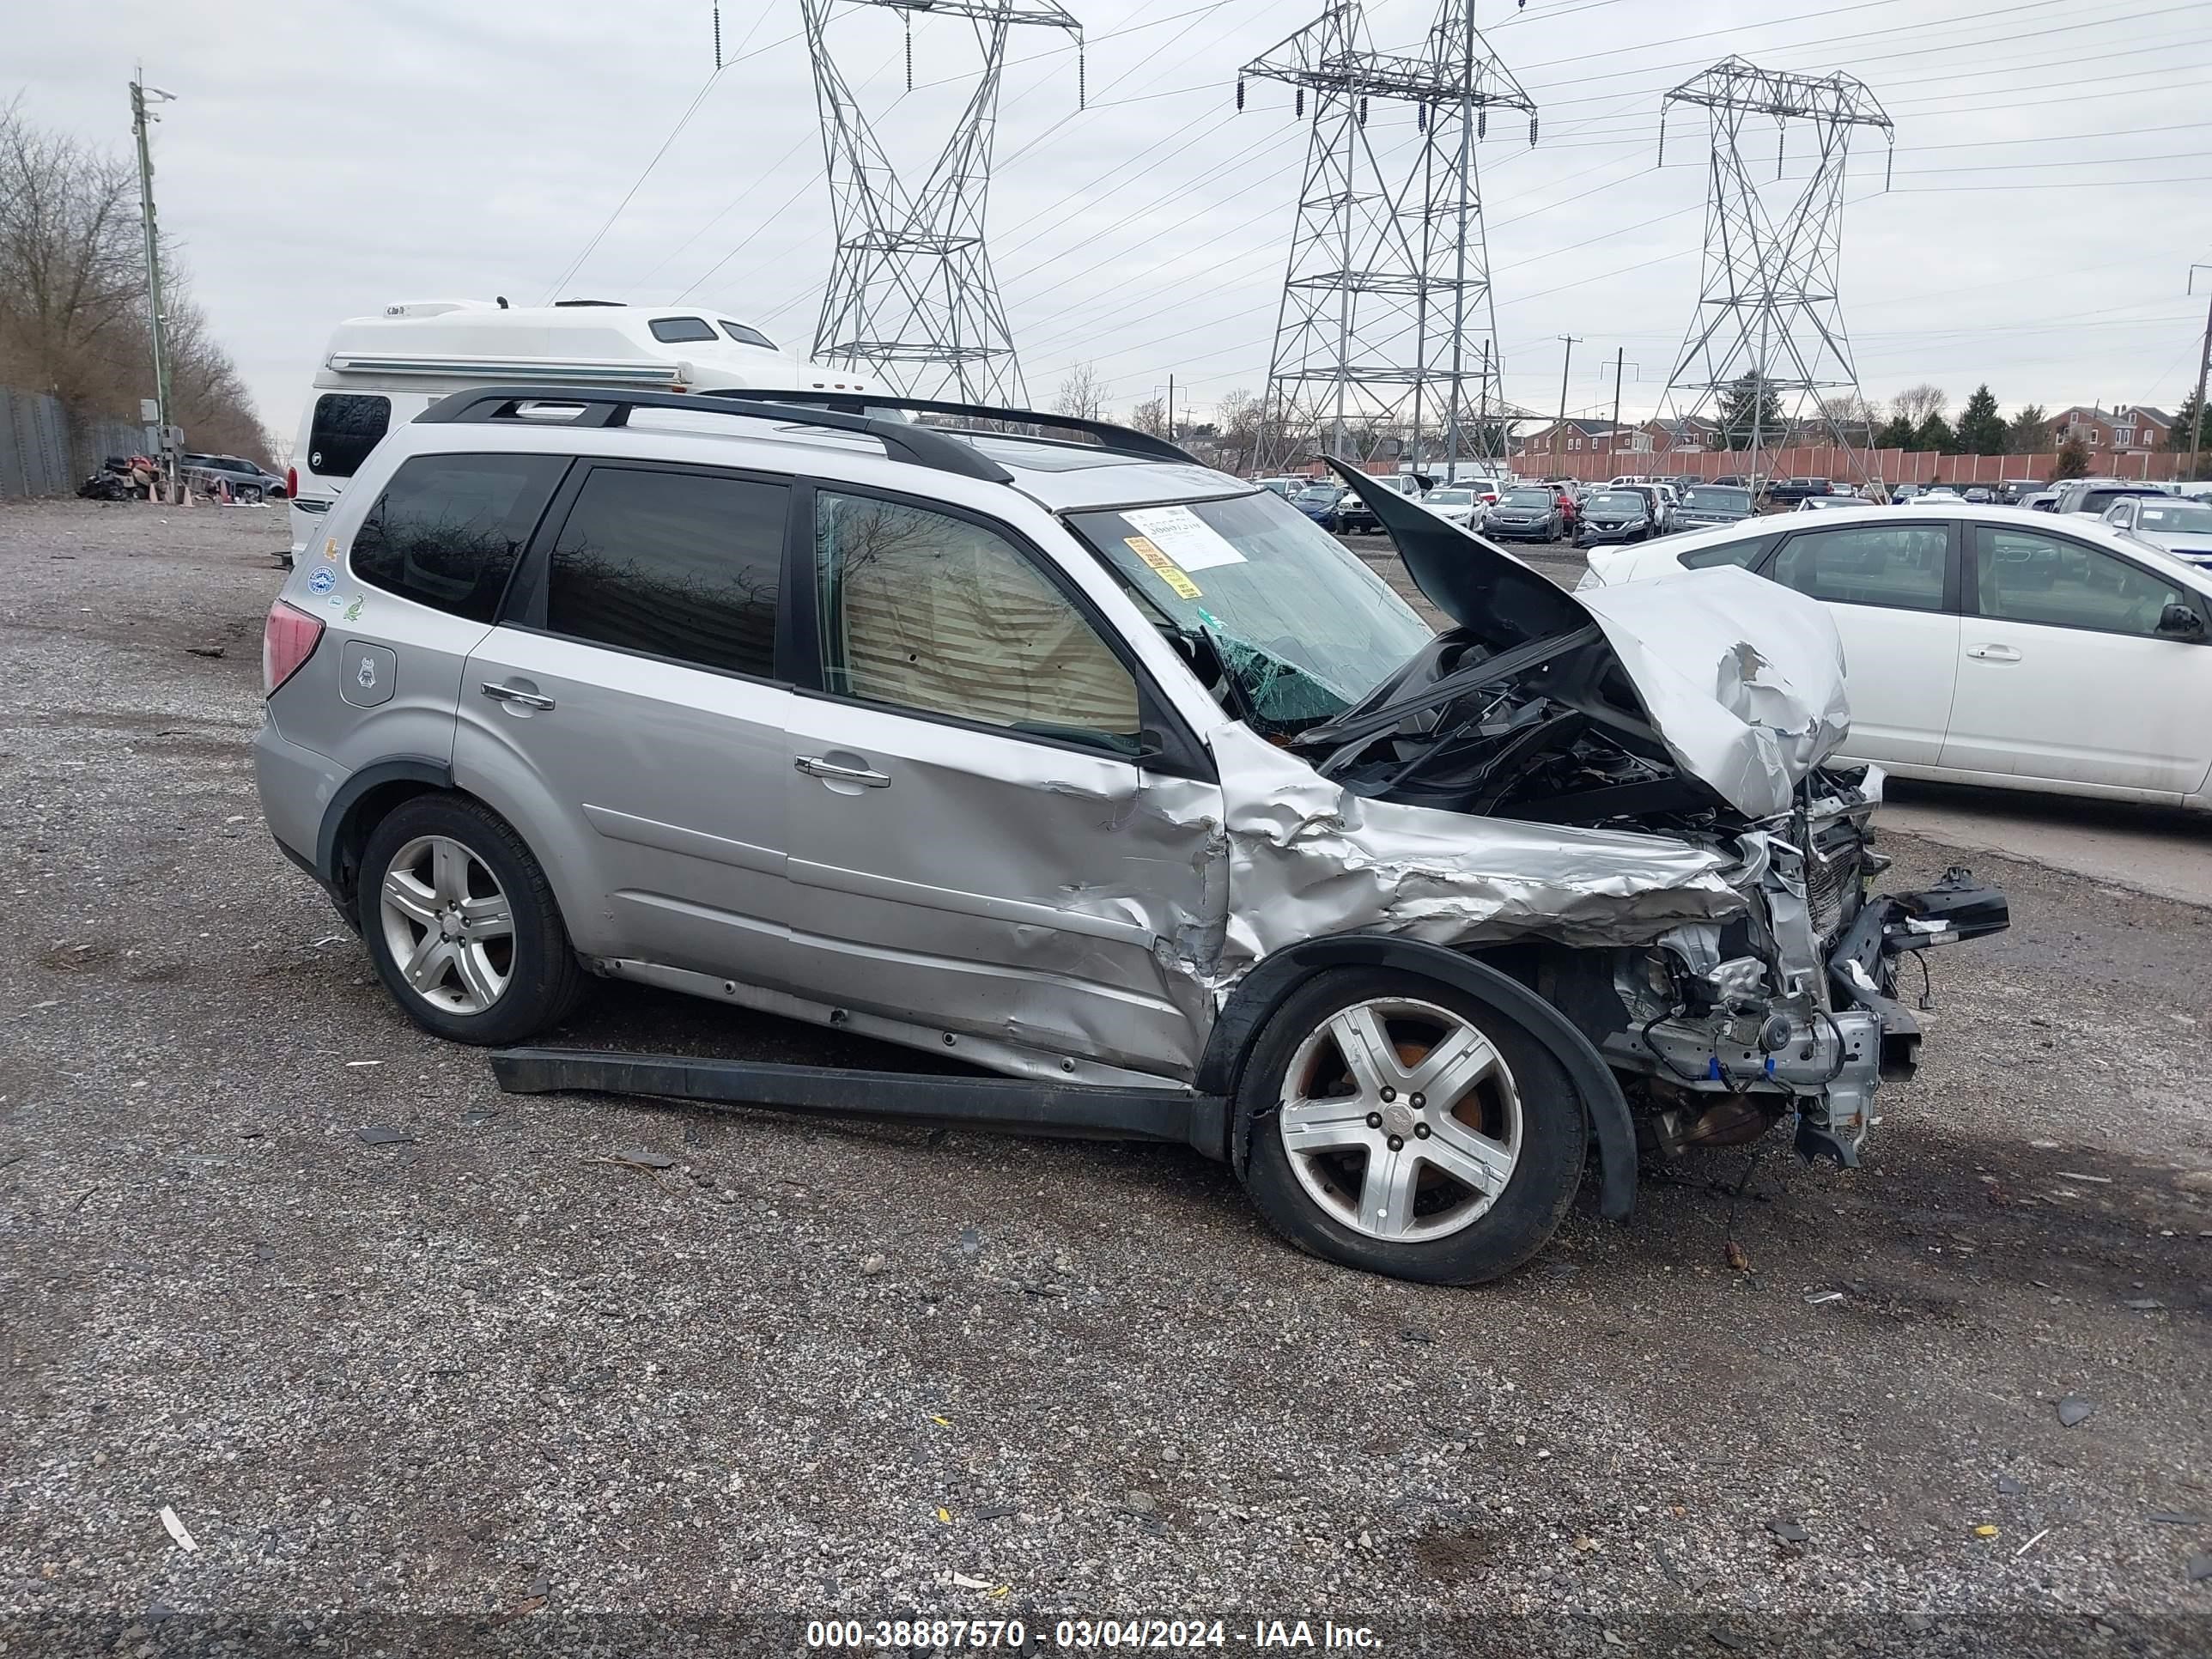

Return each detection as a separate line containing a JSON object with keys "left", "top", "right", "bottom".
{"left": 795, "top": 755, "right": 890, "bottom": 788}
{"left": 482, "top": 681, "right": 556, "bottom": 710}
{"left": 1966, "top": 643, "right": 2022, "bottom": 663}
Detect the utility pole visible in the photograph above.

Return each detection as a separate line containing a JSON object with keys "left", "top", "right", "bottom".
{"left": 2188, "top": 265, "right": 2212, "bottom": 481}
{"left": 1168, "top": 373, "right": 1176, "bottom": 444}
{"left": 1551, "top": 335, "right": 1581, "bottom": 472}
{"left": 130, "top": 71, "right": 178, "bottom": 500}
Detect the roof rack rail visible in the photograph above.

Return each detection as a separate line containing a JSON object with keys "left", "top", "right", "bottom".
{"left": 709, "top": 389, "right": 1204, "bottom": 467}
{"left": 413, "top": 386, "right": 1015, "bottom": 483}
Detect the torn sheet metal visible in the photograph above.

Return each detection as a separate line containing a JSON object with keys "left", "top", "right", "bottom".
{"left": 1196, "top": 723, "right": 1748, "bottom": 971}
{"left": 1575, "top": 567, "right": 1851, "bottom": 819}
{"left": 1333, "top": 465, "right": 1850, "bottom": 819}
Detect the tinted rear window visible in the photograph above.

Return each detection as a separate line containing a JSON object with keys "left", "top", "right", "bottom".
{"left": 307, "top": 393, "right": 391, "bottom": 479}
{"left": 718, "top": 320, "right": 777, "bottom": 349}
{"left": 545, "top": 466, "right": 787, "bottom": 678}
{"left": 648, "top": 316, "right": 717, "bottom": 343}
{"left": 349, "top": 453, "right": 566, "bottom": 621}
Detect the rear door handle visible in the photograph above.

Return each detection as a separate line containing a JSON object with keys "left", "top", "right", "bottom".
{"left": 1965, "top": 644, "right": 2021, "bottom": 663}
{"left": 795, "top": 755, "right": 890, "bottom": 788}
{"left": 481, "top": 682, "right": 556, "bottom": 710}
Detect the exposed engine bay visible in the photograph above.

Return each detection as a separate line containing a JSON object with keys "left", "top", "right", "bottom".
{"left": 1305, "top": 463, "right": 2012, "bottom": 1165}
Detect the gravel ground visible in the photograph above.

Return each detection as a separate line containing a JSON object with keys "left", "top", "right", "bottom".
{"left": 2, "top": 501, "right": 2209, "bottom": 1657}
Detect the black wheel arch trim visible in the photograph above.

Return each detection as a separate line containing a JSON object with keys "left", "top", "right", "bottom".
{"left": 315, "top": 757, "right": 455, "bottom": 886}
{"left": 1196, "top": 934, "right": 1638, "bottom": 1221}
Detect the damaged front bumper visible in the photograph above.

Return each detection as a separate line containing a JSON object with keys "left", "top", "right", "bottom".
{"left": 1607, "top": 858, "right": 2009, "bottom": 1169}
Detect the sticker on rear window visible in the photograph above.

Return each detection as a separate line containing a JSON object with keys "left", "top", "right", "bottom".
{"left": 1122, "top": 504, "right": 1247, "bottom": 572}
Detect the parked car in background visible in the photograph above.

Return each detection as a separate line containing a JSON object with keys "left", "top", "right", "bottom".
{"left": 1577, "top": 501, "right": 2212, "bottom": 810}
{"left": 1794, "top": 495, "right": 1857, "bottom": 512}
{"left": 1419, "top": 486, "right": 1480, "bottom": 527}
{"left": 2018, "top": 491, "right": 2058, "bottom": 512}
{"left": 1919, "top": 486, "right": 1964, "bottom": 503}
{"left": 2051, "top": 479, "right": 2168, "bottom": 520}
{"left": 185, "top": 453, "right": 287, "bottom": 502}
{"left": 1996, "top": 480, "right": 2042, "bottom": 505}
{"left": 1670, "top": 483, "right": 1754, "bottom": 531}
{"left": 1888, "top": 483, "right": 1926, "bottom": 507}
{"left": 2105, "top": 494, "right": 2212, "bottom": 570}
{"left": 1291, "top": 481, "right": 1345, "bottom": 531}
{"left": 1337, "top": 472, "right": 1431, "bottom": 535}
{"left": 1481, "top": 485, "right": 1568, "bottom": 542}
{"left": 1575, "top": 486, "right": 1664, "bottom": 544}
{"left": 1765, "top": 477, "right": 1833, "bottom": 506}
{"left": 1961, "top": 487, "right": 1992, "bottom": 504}
{"left": 1255, "top": 477, "right": 1305, "bottom": 500}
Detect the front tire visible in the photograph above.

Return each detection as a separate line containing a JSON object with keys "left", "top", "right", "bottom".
{"left": 1237, "top": 968, "right": 1587, "bottom": 1285}
{"left": 357, "top": 794, "right": 586, "bottom": 1045}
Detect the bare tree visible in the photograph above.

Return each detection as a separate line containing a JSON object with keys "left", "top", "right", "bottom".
{"left": 1127, "top": 397, "right": 1167, "bottom": 437}
{"left": 0, "top": 105, "right": 145, "bottom": 399}
{"left": 0, "top": 103, "right": 271, "bottom": 461}
{"left": 1890, "top": 383, "right": 1948, "bottom": 427}
{"left": 1818, "top": 392, "right": 1879, "bottom": 426}
{"left": 1051, "top": 362, "right": 1105, "bottom": 422}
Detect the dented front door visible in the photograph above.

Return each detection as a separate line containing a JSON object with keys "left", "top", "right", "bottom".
{"left": 780, "top": 487, "right": 1219, "bottom": 1079}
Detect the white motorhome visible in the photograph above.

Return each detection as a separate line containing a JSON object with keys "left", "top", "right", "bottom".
{"left": 286, "top": 300, "right": 876, "bottom": 557}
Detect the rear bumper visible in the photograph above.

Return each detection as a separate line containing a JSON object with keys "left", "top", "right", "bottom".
{"left": 253, "top": 720, "right": 343, "bottom": 880}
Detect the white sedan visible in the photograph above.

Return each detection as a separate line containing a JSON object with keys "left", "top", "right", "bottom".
{"left": 1577, "top": 502, "right": 2212, "bottom": 811}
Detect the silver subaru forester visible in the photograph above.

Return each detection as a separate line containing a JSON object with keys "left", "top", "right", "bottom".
{"left": 255, "top": 388, "right": 2003, "bottom": 1285}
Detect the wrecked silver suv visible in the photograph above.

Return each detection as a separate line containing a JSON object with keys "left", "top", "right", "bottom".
{"left": 254, "top": 390, "right": 2005, "bottom": 1285}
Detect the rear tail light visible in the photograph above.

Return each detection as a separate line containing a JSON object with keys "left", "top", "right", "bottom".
{"left": 263, "top": 599, "right": 324, "bottom": 696}
{"left": 286, "top": 465, "right": 297, "bottom": 499}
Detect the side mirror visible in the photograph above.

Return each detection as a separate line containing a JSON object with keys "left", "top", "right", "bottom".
{"left": 2157, "top": 602, "right": 2206, "bottom": 640}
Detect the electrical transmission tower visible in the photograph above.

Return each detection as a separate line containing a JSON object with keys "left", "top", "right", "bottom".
{"left": 1243, "top": 1, "right": 1534, "bottom": 474}
{"left": 804, "top": 0, "right": 1079, "bottom": 404}
{"left": 1656, "top": 57, "right": 1893, "bottom": 480}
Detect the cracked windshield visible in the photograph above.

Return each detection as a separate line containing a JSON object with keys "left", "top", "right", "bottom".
{"left": 1069, "top": 489, "right": 1434, "bottom": 733}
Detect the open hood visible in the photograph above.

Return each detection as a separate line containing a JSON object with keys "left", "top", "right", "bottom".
{"left": 1325, "top": 463, "right": 1850, "bottom": 821}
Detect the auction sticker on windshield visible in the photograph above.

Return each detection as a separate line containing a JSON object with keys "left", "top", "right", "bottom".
{"left": 1122, "top": 504, "right": 1248, "bottom": 572}
{"left": 1123, "top": 535, "right": 1204, "bottom": 599}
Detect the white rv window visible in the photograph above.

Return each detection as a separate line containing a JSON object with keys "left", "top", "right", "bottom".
{"left": 648, "top": 316, "right": 717, "bottom": 343}
{"left": 719, "top": 320, "right": 777, "bottom": 350}
{"left": 307, "top": 393, "right": 391, "bottom": 478}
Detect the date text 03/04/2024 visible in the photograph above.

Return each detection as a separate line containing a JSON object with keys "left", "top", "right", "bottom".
{"left": 803, "top": 1617, "right": 1384, "bottom": 1650}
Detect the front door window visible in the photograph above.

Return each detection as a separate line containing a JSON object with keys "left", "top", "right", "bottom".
{"left": 813, "top": 492, "right": 1141, "bottom": 753}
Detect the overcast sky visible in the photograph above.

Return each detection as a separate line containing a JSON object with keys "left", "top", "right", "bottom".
{"left": 15, "top": 0, "right": 2211, "bottom": 451}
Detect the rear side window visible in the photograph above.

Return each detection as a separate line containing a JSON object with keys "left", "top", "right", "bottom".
{"left": 544, "top": 466, "right": 787, "bottom": 679}
{"left": 647, "top": 316, "right": 717, "bottom": 343}
{"left": 349, "top": 453, "right": 566, "bottom": 621}
{"left": 718, "top": 320, "right": 777, "bottom": 349}
{"left": 1771, "top": 524, "right": 1949, "bottom": 611}
{"left": 307, "top": 393, "right": 391, "bottom": 478}
{"left": 1680, "top": 534, "right": 1771, "bottom": 571}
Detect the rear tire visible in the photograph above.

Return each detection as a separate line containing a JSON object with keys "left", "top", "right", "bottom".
{"left": 357, "top": 794, "right": 586, "bottom": 1045}
{"left": 1237, "top": 967, "right": 1586, "bottom": 1285}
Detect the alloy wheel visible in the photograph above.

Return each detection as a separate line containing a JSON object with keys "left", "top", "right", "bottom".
{"left": 376, "top": 835, "right": 515, "bottom": 1014}
{"left": 1276, "top": 997, "right": 1522, "bottom": 1242}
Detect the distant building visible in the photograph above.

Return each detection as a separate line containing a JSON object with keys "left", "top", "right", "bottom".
{"left": 1643, "top": 415, "right": 1722, "bottom": 453}
{"left": 2049, "top": 404, "right": 2173, "bottom": 455}
{"left": 1511, "top": 417, "right": 1650, "bottom": 461}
